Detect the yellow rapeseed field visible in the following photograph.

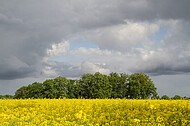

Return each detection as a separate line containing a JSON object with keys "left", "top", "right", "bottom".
{"left": 0, "top": 99, "right": 189, "bottom": 126}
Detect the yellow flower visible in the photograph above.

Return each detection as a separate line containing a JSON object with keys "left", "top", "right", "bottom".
{"left": 0, "top": 99, "right": 189, "bottom": 125}
{"left": 95, "top": 123, "right": 100, "bottom": 126}
{"left": 133, "top": 118, "right": 140, "bottom": 123}
{"left": 105, "top": 123, "right": 109, "bottom": 126}
{"left": 150, "top": 104, "right": 155, "bottom": 109}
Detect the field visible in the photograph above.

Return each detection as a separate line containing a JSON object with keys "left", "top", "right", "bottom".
{"left": 0, "top": 99, "right": 189, "bottom": 126}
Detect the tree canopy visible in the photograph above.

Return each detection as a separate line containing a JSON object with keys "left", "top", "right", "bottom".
{"left": 14, "top": 72, "right": 158, "bottom": 99}
{"left": 161, "top": 95, "right": 170, "bottom": 100}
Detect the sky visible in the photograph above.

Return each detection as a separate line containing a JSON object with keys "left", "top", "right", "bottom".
{"left": 0, "top": 0, "right": 190, "bottom": 97}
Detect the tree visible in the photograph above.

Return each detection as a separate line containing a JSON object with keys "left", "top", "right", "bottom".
{"left": 80, "top": 73, "right": 94, "bottom": 98}
{"left": 109, "top": 72, "right": 120, "bottom": 98}
{"left": 67, "top": 79, "right": 76, "bottom": 98}
{"left": 53, "top": 76, "right": 70, "bottom": 98}
{"left": 119, "top": 73, "right": 129, "bottom": 98}
{"left": 0, "top": 94, "right": 13, "bottom": 99}
{"left": 80, "top": 72, "right": 111, "bottom": 99}
{"left": 92, "top": 72, "right": 111, "bottom": 99}
{"left": 173, "top": 95, "right": 181, "bottom": 100}
{"left": 14, "top": 86, "right": 28, "bottom": 99}
{"left": 74, "top": 79, "right": 83, "bottom": 98}
{"left": 26, "top": 82, "right": 44, "bottom": 98}
{"left": 127, "top": 73, "right": 157, "bottom": 99}
{"left": 13, "top": 72, "right": 158, "bottom": 99}
{"left": 42, "top": 79, "right": 56, "bottom": 98}
{"left": 161, "top": 95, "right": 170, "bottom": 100}
{"left": 127, "top": 73, "right": 140, "bottom": 99}
{"left": 108, "top": 72, "right": 128, "bottom": 98}
{"left": 42, "top": 77, "right": 70, "bottom": 98}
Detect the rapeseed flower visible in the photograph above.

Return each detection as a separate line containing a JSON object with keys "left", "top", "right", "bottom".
{"left": 0, "top": 99, "right": 189, "bottom": 125}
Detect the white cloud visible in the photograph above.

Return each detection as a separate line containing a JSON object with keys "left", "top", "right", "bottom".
{"left": 129, "top": 20, "right": 190, "bottom": 75}
{"left": 81, "top": 61, "right": 110, "bottom": 75}
{"left": 85, "top": 21, "right": 159, "bottom": 51}
{"left": 43, "top": 19, "right": 190, "bottom": 77}
{"left": 42, "top": 66, "right": 57, "bottom": 77}
{"left": 47, "top": 41, "right": 70, "bottom": 57}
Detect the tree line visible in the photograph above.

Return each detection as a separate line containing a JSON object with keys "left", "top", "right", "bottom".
{"left": 1, "top": 72, "right": 188, "bottom": 99}
{"left": 14, "top": 72, "right": 158, "bottom": 99}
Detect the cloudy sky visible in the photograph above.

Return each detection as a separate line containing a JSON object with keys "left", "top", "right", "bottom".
{"left": 0, "top": 0, "right": 190, "bottom": 97}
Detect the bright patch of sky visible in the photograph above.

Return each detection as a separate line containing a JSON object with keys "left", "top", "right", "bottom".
{"left": 149, "top": 26, "right": 168, "bottom": 42}
{"left": 134, "top": 26, "right": 168, "bottom": 49}
{"left": 48, "top": 41, "right": 98, "bottom": 62}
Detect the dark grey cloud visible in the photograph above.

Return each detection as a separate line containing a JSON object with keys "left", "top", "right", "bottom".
{"left": 149, "top": 0, "right": 190, "bottom": 20}
{"left": 0, "top": 56, "right": 30, "bottom": 80}
{"left": 118, "top": 0, "right": 190, "bottom": 21}
{"left": 132, "top": 57, "right": 190, "bottom": 76}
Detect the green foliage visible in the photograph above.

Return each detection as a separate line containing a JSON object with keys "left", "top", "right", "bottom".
{"left": 26, "top": 82, "right": 44, "bottom": 98}
{"left": 108, "top": 72, "right": 129, "bottom": 98}
{"left": 173, "top": 95, "right": 181, "bottom": 100}
{"left": 161, "top": 95, "right": 170, "bottom": 100}
{"left": 42, "top": 76, "right": 71, "bottom": 98}
{"left": 79, "top": 72, "right": 111, "bottom": 99}
{"left": 109, "top": 72, "right": 121, "bottom": 98}
{"left": 0, "top": 94, "right": 13, "bottom": 99}
{"left": 14, "top": 86, "right": 28, "bottom": 99}
{"left": 13, "top": 72, "right": 158, "bottom": 99}
{"left": 126, "top": 73, "right": 157, "bottom": 99}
